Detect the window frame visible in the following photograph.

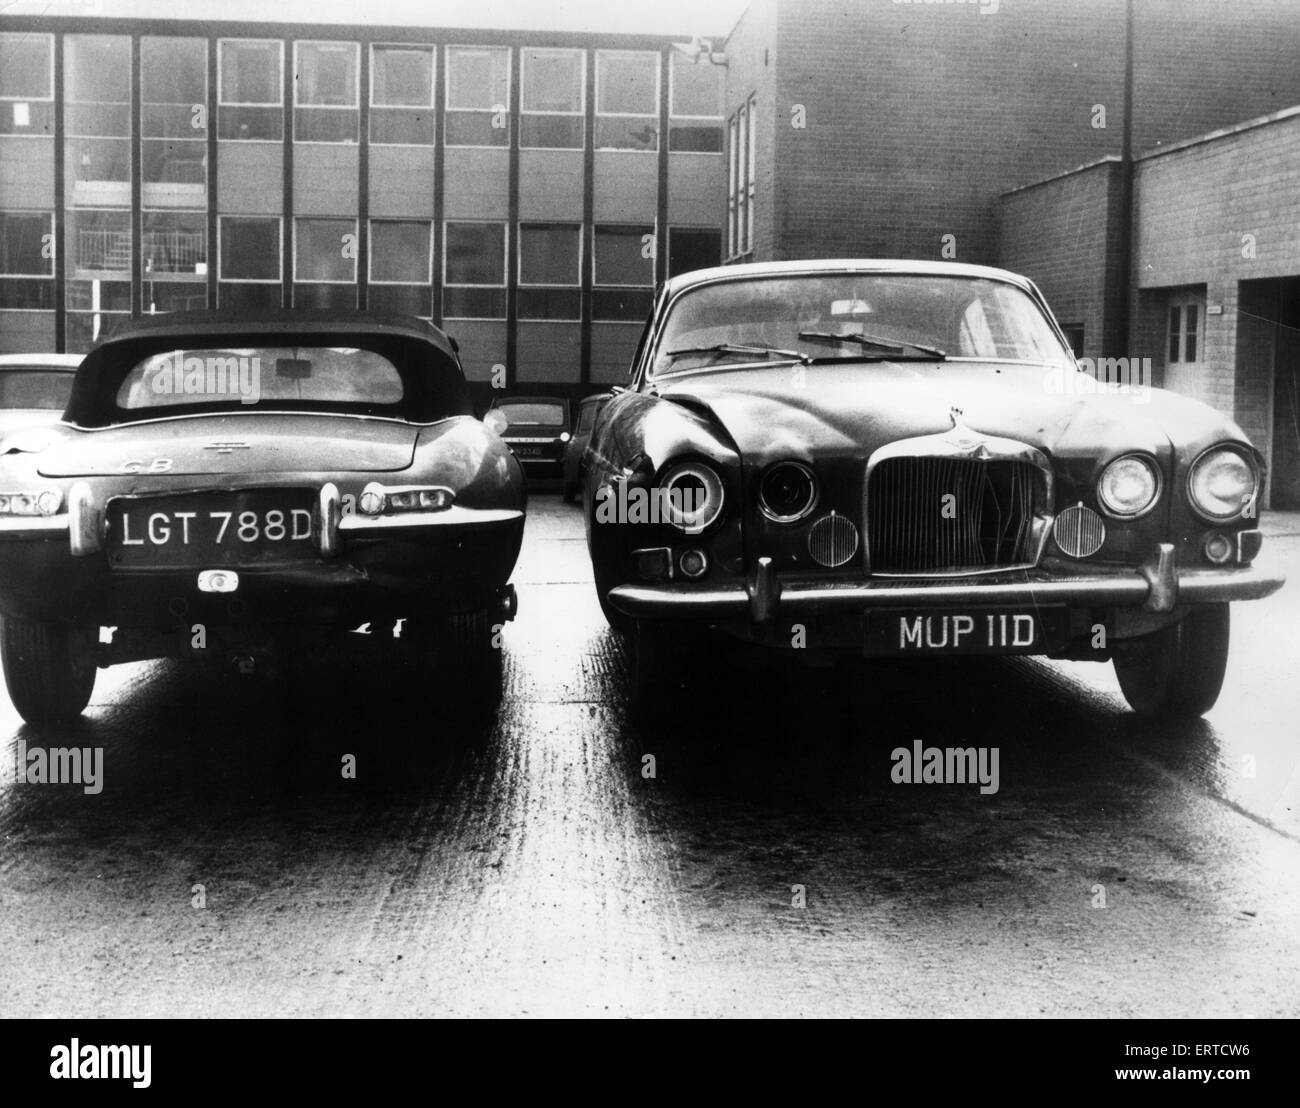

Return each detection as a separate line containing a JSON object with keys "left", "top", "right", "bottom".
{"left": 0, "top": 210, "right": 56, "bottom": 279}
{"left": 217, "top": 38, "right": 285, "bottom": 144}
{"left": 442, "top": 219, "right": 508, "bottom": 320}
{"left": 369, "top": 43, "right": 436, "bottom": 147}
{"left": 0, "top": 31, "right": 55, "bottom": 137}
{"left": 367, "top": 218, "right": 433, "bottom": 286}
{"left": 594, "top": 49, "right": 661, "bottom": 153}
{"left": 520, "top": 47, "right": 586, "bottom": 151}
{"left": 217, "top": 214, "right": 284, "bottom": 283}
{"left": 292, "top": 216, "right": 359, "bottom": 285}
{"left": 292, "top": 40, "right": 360, "bottom": 145}
{"left": 517, "top": 221, "right": 582, "bottom": 322}
{"left": 668, "top": 51, "right": 723, "bottom": 154}
{"left": 443, "top": 44, "right": 511, "bottom": 150}
{"left": 1168, "top": 291, "right": 1204, "bottom": 365}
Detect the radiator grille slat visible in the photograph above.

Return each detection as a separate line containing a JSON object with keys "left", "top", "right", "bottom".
{"left": 868, "top": 458, "right": 1036, "bottom": 574}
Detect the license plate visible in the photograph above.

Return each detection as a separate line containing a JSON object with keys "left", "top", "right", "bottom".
{"left": 512, "top": 443, "right": 545, "bottom": 458}
{"left": 109, "top": 490, "right": 315, "bottom": 567}
{"left": 866, "top": 609, "right": 1065, "bottom": 655}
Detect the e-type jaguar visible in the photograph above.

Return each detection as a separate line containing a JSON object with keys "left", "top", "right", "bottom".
{"left": 583, "top": 260, "right": 1285, "bottom": 717}
{"left": 0, "top": 311, "right": 524, "bottom": 724}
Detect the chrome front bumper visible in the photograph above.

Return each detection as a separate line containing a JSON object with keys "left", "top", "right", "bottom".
{"left": 607, "top": 544, "right": 1286, "bottom": 622}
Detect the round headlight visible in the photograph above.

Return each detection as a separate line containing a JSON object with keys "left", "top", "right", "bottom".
{"left": 1097, "top": 454, "right": 1161, "bottom": 517}
{"left": 660, "top": 462, "right": 724, "bottom": 533}
{"left": 759, "top": 461, "right": 819, "bottom": 523}
{"left": 358, "top": 490, "right": 385, "bottom": 516}
{"left": 36, "top": 489, "right": 63, "bottom": 516}
{"left": 1188, "top": 445, "right": 1257, "bottom": 521}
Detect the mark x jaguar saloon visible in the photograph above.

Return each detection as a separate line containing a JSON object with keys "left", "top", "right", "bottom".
{"left": 0, "top": 311, "right": 525, "bottom": 724}
{"left": 583, "top": 260, "right": 1285, "bottom": 718}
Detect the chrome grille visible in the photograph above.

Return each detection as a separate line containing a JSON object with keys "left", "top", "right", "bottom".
{"left": 1053, "top": 502, "right": 1105, "bottom": 558}
{"left": 867, "top": 457, "right": 1037, "bottom": 574}
{"left": 808, "top": 511, "right": 860, "bottom": 567}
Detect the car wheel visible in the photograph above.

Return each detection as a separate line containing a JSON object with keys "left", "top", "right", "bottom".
{"left": 627, "top": 620, "right": 699, "bottom": 716}
{"left": 1112, "top": 603, "right": 1229, "bottom": 719}
{"left": 439, "top": 607, "right": 504, "bottom": 711}
{"left": 0, "top": 615, "right": 96, "bottom": 725}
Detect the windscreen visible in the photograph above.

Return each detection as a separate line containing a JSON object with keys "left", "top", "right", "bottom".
{"left": 495, "top": 401, "right": 566, "bottom": 427}
{"left": 653, "top": 274, "right": 1074, "bottom": 376}
{"left": 0, "top": 369, "right": 75, "bottom": 410}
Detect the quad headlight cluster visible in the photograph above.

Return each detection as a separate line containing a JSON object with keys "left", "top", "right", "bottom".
{"left": 357, "top": 484, "right": 455, "bottom": 516}
{"left": 0, "top": 489, "right": 63, "bottom": 516}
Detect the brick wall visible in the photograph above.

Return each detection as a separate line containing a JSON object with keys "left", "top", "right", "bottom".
{"left": 723, "top": 0, "right": 1300, "bottom": 267}
{"left": 998, "top": 159, "right": 1120, "bottom": 362}
{"left": 1133, "top": 108, "right": 1300, "bottom": 447}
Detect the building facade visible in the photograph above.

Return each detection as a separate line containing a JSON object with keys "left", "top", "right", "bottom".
{"left": 0, "top": 14, "right": 728, "bottom": 391}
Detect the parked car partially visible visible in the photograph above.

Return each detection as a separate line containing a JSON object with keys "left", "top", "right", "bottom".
{"left": 0, "top": 310, "right": 525, "bottom": 724}
{"left": 0, "top": 354, "right": 81, "bottom": 441}
{"left": 487, "top": 395, "right": 570, "bottom": 481}
{"left": 563, "top": 392, "right": 612, "bottom": 502}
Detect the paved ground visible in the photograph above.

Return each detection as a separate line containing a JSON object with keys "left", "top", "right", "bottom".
{"left": 1, "top": 495, "right": 1297, "bottom": 1017}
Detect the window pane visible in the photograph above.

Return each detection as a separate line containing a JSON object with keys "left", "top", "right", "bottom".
{"left": 220, "top": 281, "right": 281, "bottom": 310}
{"left": 219, "top": 40, "right": 282, "bottom": 140}
{"left": 295, "top": 219, "right": 356, "bottom": 282}
{"left": 142, "top": 210, "right": 206, "bottom": 279}
{"left": 671, "top": 55, "right": 722, "bottom": 117}
{"left": 518, "top": 287, "right": 581, "bottom": 321}
{"left": 220, "top": 217, "right": 280, "bottom": 281}
{"left": 445, "top": 110, "right": 508, "bottom": 146}
{"left": 371, "top": 107, "right": 435, "bottom": 144}
{"left": 668, "top": 228, "right": 720, "bottom": 277}
{"left": 595, "top": 226, "right": 653, "bottom": 286}
{"left": 369, "top": 283, "right": 431, "bottom": 316}
{"left": 370, "top": 220, "right": 431, "bottom": 283}
{"left": 446, "top": 47, "right": 508, "bottom": 111}
{"left": 444, "top": 287, "right": 505, "bottom": 318}
{"left": 221, "top": 41, "right": 280, "bottom": 105}
{"left": 0, "top": 212, "right": 54, "bottom": 276}
{"left": 142, "top": 38, "right": 206, "bottom": 131}
{"left": 67, "top": 209, "right": 130, "bottom": 276}
{"left": 523, "top": 49, "right": 582, "bottom": 112}
{"left": 445, "top": 222, "right": 504, "bottom": 285}
{"left": 293, "top": 283, "right": 357, "bottom": 310}
{"left": 296, "top": 43, "right": 357, "bottom": 107}
{"left": 1168, "top": 305, "right": 1181, "bottom": 363}
{"left": 1184, "top": 304, "right": 1198, "bottom": 362}
{"left": 0, "top": 32, "right": 52, "bottom": 99}
{"left": 373, "top": 46, "right": 433, "bottom": 107}
{"left": 597, "top": 52, "right": 657, "bottom": 115}
{"left": 520, "top": 115, "right": 582, "bottom": 149}
{"left": 520, "top": 224, "right": 579, "bottom": 286}
{"left": 669, "top": 122, "right": 722, "bottom": 153}
{"left": 593, "top": 287, "right": 653, "bottom": 321}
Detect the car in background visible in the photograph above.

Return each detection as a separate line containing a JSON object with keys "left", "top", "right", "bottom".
{"left": 0, "top": 310, "right": 525, "bottom": 724}
{"left": 563, "top": 392, "right": 612, "bottom": 502}
{"left": 0, "top": 354, "right": 81, "bottom": 440}
{"left": 584, "top": 259, "right": 1285, "bottom": 718}
{"left": 487, "top": 395, "right": 570, "bottom": 481}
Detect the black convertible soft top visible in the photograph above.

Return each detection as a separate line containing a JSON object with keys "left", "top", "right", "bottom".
{"left": 65, "top": 310, "right": 472, "bottom": 427}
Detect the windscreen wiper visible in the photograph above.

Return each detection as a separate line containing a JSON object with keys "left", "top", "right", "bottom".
{"left": 798, "top": 330, "right": 947, "bottom": 360}
{"left": 663, "top": 342, "right": 811, "bottom": 364}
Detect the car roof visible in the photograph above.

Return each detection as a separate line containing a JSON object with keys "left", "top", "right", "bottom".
{"left": 90, "top": 309, "right": 458, "bottom": 359}
{"left": 0, "top": 354, "right": 83, "bottom": 369}
{"left": 662, "top": 258, "right": 1038, "bottom": 297}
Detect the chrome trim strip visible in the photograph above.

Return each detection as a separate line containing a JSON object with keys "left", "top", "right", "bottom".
{"left": 339, "top": 506, "right": 523, "bottom": 531}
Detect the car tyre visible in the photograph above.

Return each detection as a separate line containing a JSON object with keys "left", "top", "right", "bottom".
{"left": 0, "top": 615, "right": 96, "bottom": 725}
{"left": 440, "top": 607, "right": 504, "bottom": 714}
{"left": 1112, "top": 603, "right": 1229, "bottom": 719}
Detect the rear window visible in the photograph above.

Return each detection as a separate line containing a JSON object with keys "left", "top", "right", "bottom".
{"left": 495, "top": 401, "right": 565, "bottom": 427}
{"left": 115, "top": 347, "right": 404, "bottom": 411}
{"left": 0, "top": 369, "right": 75, "bottom": 410}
